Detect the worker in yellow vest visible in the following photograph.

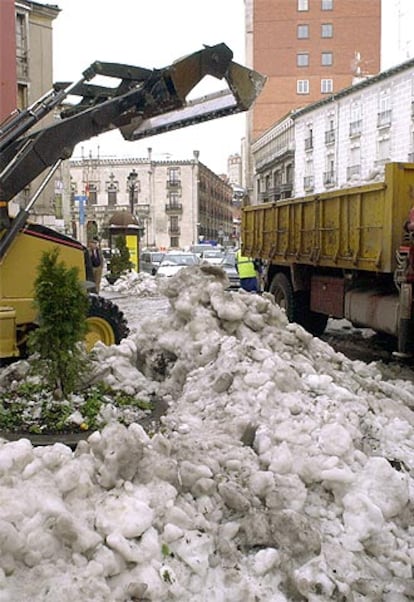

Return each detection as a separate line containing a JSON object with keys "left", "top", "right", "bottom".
{"left": 235, "top": 248, "right": 259, "bottom": 292}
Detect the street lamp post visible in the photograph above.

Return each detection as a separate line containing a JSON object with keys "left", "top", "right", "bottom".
{"left": 127, "top": 169, "right": 138, "bottom": 215}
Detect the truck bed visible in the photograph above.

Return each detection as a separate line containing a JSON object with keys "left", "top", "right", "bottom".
{"left": 242, "top": 162, "right": 414, "bottom": 274}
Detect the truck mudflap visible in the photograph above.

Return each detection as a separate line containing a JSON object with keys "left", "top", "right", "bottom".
{"left": 396, "top": 283, "right": 414, "bottom": 357}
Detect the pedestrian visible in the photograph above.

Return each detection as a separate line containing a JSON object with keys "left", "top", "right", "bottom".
{"left": 253, "top": 258, "right": 265, "bottom": 293}
{"left": 88, "top": 237, "right": 104, "bottom": 293}
{"left": 235, "top": 248, "right": 259, "bottom": 292}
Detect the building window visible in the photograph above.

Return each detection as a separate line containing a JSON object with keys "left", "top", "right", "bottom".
{"left": 350, "top": 100, "right": 362, "bottom": 136}
{"left": 17, "top": 84, "right": 28, "bottom": 111}
{"left": 321, "top": 52, "right": 333, "bottom": 66}
{"left": 168, "top": 167, "right": 180, "bottom": 184}
{"left": 107, "top": 189, "right": 117, "bottom": 208}
{"left": 377, "top": 89, "right": 392, "bottom": 128}
{"left": 325, "top": 118, "right": 335, "bottom": 144}
{"left": 169, "top": 215, "right": 179, "bottom": 234}
{"left": 377, "top": 136, "right": 390, "bottom": 162}
{"left": 304, "top": 125, "right": 313, "bottom": 150}
{"left": 297, "top": 79, "right": 310, "bottom": 94}
{"left": 106, "top": 173, "right": 118, "bottom": 208}
{"left": 274, "top": 171, "right": 282, "bottom": 187}
{"left": 304, "top": 174, "right": 314, "bottom": 191}
{"left": 297, "top": 0, "right": 309, "bottom": 10}
{"left": 347, "top": 146, "right": 361, "bottom": 179}
{"left": 297, "top": 24, "right": 309, "bottom": 39}
{"left": 321, "top": 23, "right": 333, "bottom": 38}
{"left": 168, "top": 191, "right": 180, "bottom": 207}
{"left": 321, "top": 79, "right": 333, "bottom": 93}
{"left": 297, "top": 53, "right": 309, "bottom": 67}
{"left": 324, "top": 157, "right": 336, "bottom": 186}
{"left": 321, "top": 0, "right": 333, "bottom": 9}
{"left": 86, "top": 183, "right": 97, "bottom": 206}
{"left": 15, "top": 12, "right": 29, "bottom": 80}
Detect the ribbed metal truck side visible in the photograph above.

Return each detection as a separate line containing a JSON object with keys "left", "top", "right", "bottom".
{"left": 242, "top": 162, "right": 414, "bottom": 356}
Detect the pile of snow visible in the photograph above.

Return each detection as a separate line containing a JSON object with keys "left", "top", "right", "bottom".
{"left": 0, "top": 265, "right": 413, "bottom": 601}
{"left": 101, "top": 270, "right": 159, "bottom": 297}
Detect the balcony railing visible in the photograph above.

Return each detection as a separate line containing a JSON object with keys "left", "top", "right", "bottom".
{"left": 303, "top": 175, "right": 314, "bottom": 190}
{"left": 136, "top": 203, "right": 150, "bottom": 215}
{"left": 324, "top": 129, "right": 335, "bottom": 144}
{"left": 349, "top": 120, "right": 362, "bottom": 136}
{"left": 168, "top": 226, "right": 181, "bottom": 235}
{"left": 347, "top": 164, "right": 361, "bottom": 179}
{"left": 323, "top": 170, "right": 336, "bottom": 186}
{"left": 377, "top": 110, "right": 392, "bottom": 128}
{"left": 166, "top": 180, "right": 181, "bottom": 189}
{"left": 304, "top": 137, "right": 313, "bottom": 151}
{"left": 165, "top": 203, "right": 183, "bottom": 213}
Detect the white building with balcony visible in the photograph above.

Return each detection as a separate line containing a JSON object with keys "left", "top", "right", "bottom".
{"left": 252, "top": 57, "right": 414, "bottom": 203}
{"left": 294, "top": 57, "right": 414, "bottom": 197}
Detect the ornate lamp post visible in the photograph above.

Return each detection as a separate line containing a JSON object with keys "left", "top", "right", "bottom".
{"left": 127, "top": 169, "right": 138, "bottom": 215}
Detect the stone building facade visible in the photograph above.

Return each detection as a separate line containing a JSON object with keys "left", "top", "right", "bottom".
{"left": 69, "top": 150, "right": 235, "bottom": 250}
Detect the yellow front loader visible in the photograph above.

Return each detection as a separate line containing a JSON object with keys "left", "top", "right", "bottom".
{"left": 0, "top": 43, "right": 266, "bottom": 361}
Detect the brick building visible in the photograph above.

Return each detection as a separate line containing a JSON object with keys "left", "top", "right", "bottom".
{"left": 245, "top": 0, "right": 381, "bottom": 143}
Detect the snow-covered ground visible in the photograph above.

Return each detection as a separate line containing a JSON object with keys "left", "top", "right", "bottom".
{"left": 0, "top": 266, "right": 413, "bottom": 601}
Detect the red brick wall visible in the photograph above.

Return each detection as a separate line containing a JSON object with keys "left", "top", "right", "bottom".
{"left": 252, "top": 0, "right": 381, "bottom": 141}
{"left": 0, "top": 0, "right": 17, "bottom": 121}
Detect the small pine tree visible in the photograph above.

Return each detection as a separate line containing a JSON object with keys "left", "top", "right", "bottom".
{"left": 108, "top": 235, "right": 133, "bottom": 277}
{"left": 28, "top": 247, "right": 90, "bottom": 397}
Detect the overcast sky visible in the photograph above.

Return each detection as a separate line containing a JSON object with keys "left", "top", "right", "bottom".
{"left": 52, "top": 0, "right": 414, "bottom": 174}
{"left": 52, "top": 0, "right": 246, "bottom": 174}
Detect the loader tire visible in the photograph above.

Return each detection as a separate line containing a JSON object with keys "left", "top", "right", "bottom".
{"left": 85, "top": 295, "right": 129, "bottom": 351}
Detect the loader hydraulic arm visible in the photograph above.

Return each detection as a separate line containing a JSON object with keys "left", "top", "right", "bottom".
{"left": 0, "top": 43, "right": 266, "bottom": 204}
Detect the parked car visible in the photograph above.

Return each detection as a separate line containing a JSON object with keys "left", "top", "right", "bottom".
{"left": 200, "top": 248, "right": 225, "bottom": 265}
{"left": 219, "top": 251, "right": 240, "bottom": 289}
{"left": 189, "top": 244, "right": 218, "bottom": 258}
{"left": 157, "top": 252, "right": 200, "bottom": 277}
{"left": 140, "top": 250, "right": 165, "bottom": 275}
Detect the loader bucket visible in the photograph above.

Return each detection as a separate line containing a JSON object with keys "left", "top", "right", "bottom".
{"left": 123, "top": 60, "right": 267, "bottom": 142}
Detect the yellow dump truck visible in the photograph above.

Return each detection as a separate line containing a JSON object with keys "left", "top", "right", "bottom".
{"left": 242, "top": 162, "right": 414, "bottom": 356}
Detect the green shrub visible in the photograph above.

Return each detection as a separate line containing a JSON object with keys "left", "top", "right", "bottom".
{"left": 28, "top": 247, "right": 90, "bottom": 396}
{"left": 108, "top": 235, "right": 133, "bottom": 277}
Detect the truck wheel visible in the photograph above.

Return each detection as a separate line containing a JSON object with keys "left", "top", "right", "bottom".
{"left": 269, "top": 273, "right": 298, "bottom": 323}
{"left": 85, "top": 295, "right": 129, "bottom": 351}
